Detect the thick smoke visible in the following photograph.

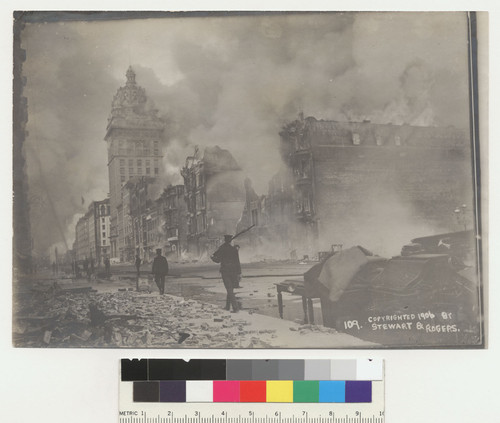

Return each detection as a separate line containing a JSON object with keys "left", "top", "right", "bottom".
{"left": 21, "top": 13, "right": 470, "bottom": 255}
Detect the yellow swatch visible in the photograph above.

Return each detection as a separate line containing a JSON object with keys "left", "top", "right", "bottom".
{"left": 266, "top": 381, "right": 293, "bottom": 403}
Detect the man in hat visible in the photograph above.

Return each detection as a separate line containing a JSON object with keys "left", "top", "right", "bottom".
{"left": 152, "top": 248, "right": 169, "bottom": 295}
{"left": 135, "top": 254, "right": 142, "bottom": 277}
{"left": 211, "top": 235, "right": 241, "bottom": 312}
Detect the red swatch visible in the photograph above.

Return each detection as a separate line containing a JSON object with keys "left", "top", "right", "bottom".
{"left": 240, "top": 381, "right": 267, "bottom": 402}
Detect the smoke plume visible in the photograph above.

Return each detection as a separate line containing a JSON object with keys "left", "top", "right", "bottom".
{"left": 20, "top": 12, "right": 471, "bottom": 255}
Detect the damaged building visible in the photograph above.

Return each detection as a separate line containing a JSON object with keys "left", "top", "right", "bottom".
{"left": 237, "top": 169, "right": 310, "bottom": 258}
{"left": 125, "top": 176, "right": 164, "bottom": 263}
{"left": 158, "top": 185, "right": 188, "bottom": 259}
{"left": 242, "top": 115, "right": 474, "bottom": 258}
{"left": 181, "top": 146, "right": 246, "bottom": 257}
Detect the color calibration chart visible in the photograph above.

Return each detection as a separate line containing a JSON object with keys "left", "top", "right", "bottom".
{"left": 119, "top": 359, "right": 384, "bottom": 423}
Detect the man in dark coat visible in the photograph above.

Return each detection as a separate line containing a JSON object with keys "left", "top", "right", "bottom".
{"left": 152, "top": 249, "right": 169, "bottom": 295}
{"left": 211, "top": 235, "right": 241, "bottom": 312}
{"left": 135, "top": 255, "right": 142, "bottom": 277}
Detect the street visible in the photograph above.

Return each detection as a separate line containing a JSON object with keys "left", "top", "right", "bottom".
{"left": 13, "top": 260, "right": 374, "bottom": 348}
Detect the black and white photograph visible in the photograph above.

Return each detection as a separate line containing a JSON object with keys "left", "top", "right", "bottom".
{"left": 12, "top": 11, "right": 485, "bottom": 349}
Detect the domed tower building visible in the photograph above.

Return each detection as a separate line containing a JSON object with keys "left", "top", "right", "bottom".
{"left": 105, "top": 67, "right": 165, "bottom": 261}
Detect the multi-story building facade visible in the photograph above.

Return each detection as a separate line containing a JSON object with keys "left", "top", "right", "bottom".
{"left": 158, "top": 184, "right": 188, "bottom": 258}
{"left": 104, "top": 67, "right": 165, "bottom": 261}
{"left": 125, "top": 176, "right": 163, "bottom": 263}
{"left": 75, "top": 214, "right": 90, "bottom": 262}
{"left": 93, "top": 199, "right": 111, "bottom": 263}
{"left": 74, "top": 199, "right": 110, "bottom": 264}
{"left": 241, "top": 115, "right": 474, "bottom": 258}
{"left": 181, "top": 146, "right": 246, "bottom": 257}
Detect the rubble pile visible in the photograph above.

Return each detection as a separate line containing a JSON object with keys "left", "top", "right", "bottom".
{"left": 13, "top": 289, "right": 291, "bottom": 348}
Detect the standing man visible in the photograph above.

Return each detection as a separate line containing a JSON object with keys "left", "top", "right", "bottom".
{"left": 211, "top": 235, "right": 241, "bottom": 312}
{"left": 135, "top": 254, "right": 142, "bottom": 277}
{"left": 152, "top": 249, "right": 169, "bottom": 295}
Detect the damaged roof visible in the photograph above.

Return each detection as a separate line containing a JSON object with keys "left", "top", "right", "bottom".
{"left": 202, "top": 145, "right": 241, "bottom": 173}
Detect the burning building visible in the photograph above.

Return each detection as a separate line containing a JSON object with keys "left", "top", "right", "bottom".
{"left": 243, "top": 115, "right": 475, "bottom": 258}
{"left": 181, "top": 146, "right": 246, "bottom": 257}
{"left": 158, "top": 185, "right": 188, "bottom": 259}
{"left": 125, "top": 176, "right": 164, "bottom": 263}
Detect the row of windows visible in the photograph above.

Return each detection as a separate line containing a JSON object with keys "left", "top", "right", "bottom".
{"left": 115, "top": 141, "right": 160, "bottom": 156}
{"left": 352, "top": 133, "right": 401, "bottom": 146}
{"left": 119, "top": 167, "right": 160, "bottom": 179}
{"left": 118, "top": 140, "right": 160, "bottom": 148}
{"left": 120, "top": 158, "right": 159, "bottom": 167}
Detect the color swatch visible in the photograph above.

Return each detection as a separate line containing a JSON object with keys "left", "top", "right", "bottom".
{"left": 123, "top": 359, "right": 382, "bottom": 403}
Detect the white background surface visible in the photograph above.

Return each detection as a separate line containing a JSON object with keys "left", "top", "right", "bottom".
{"left": 1, "top": 1, "right": 498, "bottom": 422}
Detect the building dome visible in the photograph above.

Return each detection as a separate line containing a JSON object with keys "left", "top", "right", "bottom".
{"left": 110, "top": 66, "right": 148, "bottom": 118}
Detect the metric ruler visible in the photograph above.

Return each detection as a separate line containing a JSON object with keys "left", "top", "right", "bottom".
{"left": 118, "top": 404, "right": 385, "bottom": 423}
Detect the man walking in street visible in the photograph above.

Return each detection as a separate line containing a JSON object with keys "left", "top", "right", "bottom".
{"left": 211, "top": 235, "right": 241, "bottom": 312}
{"left": 135, "top": 255, "right": 142, "bottom": 277}
{"left": 152, "top": 249, "right": 169, "bottom": 295}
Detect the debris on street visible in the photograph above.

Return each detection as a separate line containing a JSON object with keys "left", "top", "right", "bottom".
{"left": 13, "top": 286, "right": 372, "bottom": 348}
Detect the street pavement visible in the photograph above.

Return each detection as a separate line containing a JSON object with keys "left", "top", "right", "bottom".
{"left": 13, "top": 261, "right": 375, "bottom": 348}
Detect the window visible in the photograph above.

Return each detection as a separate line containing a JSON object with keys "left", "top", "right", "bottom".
{"left": 102, "top": 217, "right": 105, "bottom": 223}
{"left": 102, "top": 224, "right": 105, "bottom": 230}
{"left": 120, "top": 167, "right": 125, "bottom": 174}
{"left": 129, "top": 168, "right": 134, "bottom": 175}
{"left": 102, "top": 232, "right": 106, "bottom": 238}
{"left": 120, "top": 159, "right": 125, "bottom": 166}
{"left": 121, "top": 176, "right": 126, "bottom": 182}
{"left": 146, "top": 160, "right": 150, "bottom": 166}
{"left": 137, "top": 159, "right": 142, "bottom": 166}
{"left": 128, "top": 159, "right": 133, "bottom": 166}
{"left": 154, "top": 168, "right": 159, "bottom": 175}
{"left": 146, "top": 168, "right": 150, "bottom": 175}
{"left": 137, "top": 168, "right": 143, "bottom": 175}
{"left": 102, "top": 239, "right": 106, "bottom": 245}
{"left": 154, "top": 141, "right": 159, "bottom": 155}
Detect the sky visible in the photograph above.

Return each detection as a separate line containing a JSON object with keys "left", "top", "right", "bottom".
{"left": 19, "top": 11, "right": 472, "bottom": 256}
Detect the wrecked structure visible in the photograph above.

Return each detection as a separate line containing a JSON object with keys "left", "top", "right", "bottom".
{"left": 104, "top": 67, "right": 165, "bottom": 261}
{"left": 181, "top": 146, "right": 246, "bottom": 257}
{"left": 237, "top": 169, "right": 308, "bottom": 258}
{"left": 74, "top": 199, "right": 111, "bottom": 265}
{"left": 158, "top": 185, "right": 188, "bottom": 259}
{"left": 302, "top": 234, "right": 481, "bottom": 347}
{"left": 242, "top": 115, "right": 475, "bottom": 258}
{"left": 125, "top": 177, "right": 164, "bottom": 263}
